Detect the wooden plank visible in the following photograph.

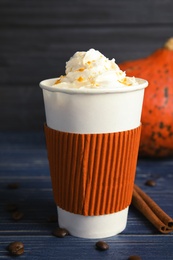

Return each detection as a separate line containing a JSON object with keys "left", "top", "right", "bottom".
{"left": 0, "top": 133, "right": 173, "bottom": 259}
{"left": 0, "top": 235, "right": 172, "bottom": 260}
{"left": 0, "top": 24, "right": 172, "bottom": 130}
{"left": 1, "top": 1, "right": 173, "bottom": 131}
{"left": 1, "top": 0, "right": 173, "bottom": 26}
{"left": 1, "top": 25, "right": 172, "bottom": 87}
{"left": 0, "top": 85, "right": 46, "bottom": 131}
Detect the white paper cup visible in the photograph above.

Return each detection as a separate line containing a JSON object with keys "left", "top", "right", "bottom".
{"left": 40, "top": 77, "right": 148, "bottom": 238}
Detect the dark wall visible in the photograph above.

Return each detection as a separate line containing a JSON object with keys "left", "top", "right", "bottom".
{"left": 1, "top": 0, "right": 173, "bottom": 131}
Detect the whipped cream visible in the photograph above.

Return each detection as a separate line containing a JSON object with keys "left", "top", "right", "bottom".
{"left": 53, "top": 49, "right": 138, "bottom": 89}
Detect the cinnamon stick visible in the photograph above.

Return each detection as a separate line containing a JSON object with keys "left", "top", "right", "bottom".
{"left": 132, "top": 184, "right": 173, "bottom": 233}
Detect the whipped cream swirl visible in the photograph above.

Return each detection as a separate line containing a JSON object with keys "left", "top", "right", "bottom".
{"left": 53, "top": 49, "right": 138, "bottom": 89}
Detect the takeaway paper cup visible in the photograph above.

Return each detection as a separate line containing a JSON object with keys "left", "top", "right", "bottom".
{"left": 40, "top": 77, "right": 148, "bottom": 238}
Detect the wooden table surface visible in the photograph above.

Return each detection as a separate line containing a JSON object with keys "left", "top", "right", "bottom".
{"left": 0, "top": 132, "right": 173, "bottom": 260}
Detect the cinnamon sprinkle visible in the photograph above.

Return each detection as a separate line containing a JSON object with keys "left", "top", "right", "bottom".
{"left": 118, "top": 78, "right": 132, "bottom": 86}
{"left": 54, "top": 76, "right": 64, "bottom": 84}
{"left": 54, "top": 79, "right": 61, "bottom": 84}
{"left": 78, "top": 68, "right": 85, "bottom": 72}
{"left": 77, "top": 76, "right": 84, "bottom": 82}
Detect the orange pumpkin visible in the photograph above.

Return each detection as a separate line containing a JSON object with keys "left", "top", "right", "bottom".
{"left": 119, "top": 38, "right": 173, "bottom": 157}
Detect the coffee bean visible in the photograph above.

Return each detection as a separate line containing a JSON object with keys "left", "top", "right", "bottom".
{"left": 12, "top": 211, "right": 24, "bottom": 221}
{"left": 7, "top": 183, "right": 20, "bottom": 189}
{"left": 52, "top": 228, "right": 69, "bottom": 237}
{"left": 128, "top": 255, "right": 142, "bottom": 260}
{"left": 145, "top": 179, "right": 156, "bottom": 187}
{"left": 95, "top": 241, "right": 109, "bottom": 251}
{"left": 7, "top": 241, "right": 24, "bottom": 256}
{"left": 5, "top": 203, "right": 18, "bottom": 212}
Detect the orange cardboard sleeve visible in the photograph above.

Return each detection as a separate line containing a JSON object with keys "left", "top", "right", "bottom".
{"left": 44, "top": 124, "right": 141, "bottom": 216}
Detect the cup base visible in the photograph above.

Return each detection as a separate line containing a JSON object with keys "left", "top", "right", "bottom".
{"left": 57, "top": 206, "right": 128, "bottom": 239}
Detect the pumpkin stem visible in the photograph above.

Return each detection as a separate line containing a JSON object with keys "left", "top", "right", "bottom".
{"left": 164, "top": 37, "right": 173, "bottom": 50}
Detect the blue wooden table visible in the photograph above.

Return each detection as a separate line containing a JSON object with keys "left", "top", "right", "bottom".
{"left": 0, "top": 132, "right": 173, "bottom": 260}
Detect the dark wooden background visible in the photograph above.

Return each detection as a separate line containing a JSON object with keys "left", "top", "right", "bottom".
{"left": 1, "top": 0, "right": 173, "bottom": 131}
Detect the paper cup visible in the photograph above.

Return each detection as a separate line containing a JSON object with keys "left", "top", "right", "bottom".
{"left": 40, "top": 78, "right": 148, "bottom": 238}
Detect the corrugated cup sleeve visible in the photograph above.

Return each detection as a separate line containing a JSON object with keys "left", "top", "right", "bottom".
{"left": 44, "top": 124, "right": 141, "bottom": 216}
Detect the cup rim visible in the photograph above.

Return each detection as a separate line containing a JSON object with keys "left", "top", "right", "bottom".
{"left": 39, "top": 77, "right": 148, "bottom": 94}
